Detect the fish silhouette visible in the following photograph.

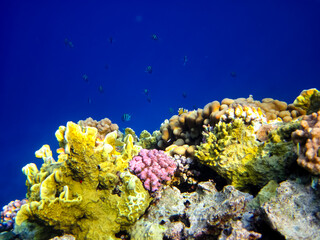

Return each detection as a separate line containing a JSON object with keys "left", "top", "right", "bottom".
{"left": 121, "top": 114, "right": 131, "bottom": 122}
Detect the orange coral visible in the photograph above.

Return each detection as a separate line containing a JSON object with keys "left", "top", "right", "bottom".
{"left": 292, "top": 111, "right": 320, "bottom": 175}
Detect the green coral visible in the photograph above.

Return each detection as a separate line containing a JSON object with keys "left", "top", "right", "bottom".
{"left": 195, "top": 118, "right": 297, "bottom": 190}
{"left": 293, "top": 88, "right": 320, "bottom": 114}
{"left": 16, "top": 121, "right": 151, "bottom": 240}
{"left": 138, "top": 130, "right": 160, "bottom": 149}
{"left": 196, "top": 118, "right": 261, "bottom": 189}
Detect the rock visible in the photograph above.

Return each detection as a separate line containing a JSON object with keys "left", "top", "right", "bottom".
{"left": 262, "top": 180, "right": 320, "bottom": 240}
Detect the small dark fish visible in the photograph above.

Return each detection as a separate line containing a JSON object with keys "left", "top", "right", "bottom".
{"left": 64, "top": 38, "right": 74, "bottom": 48}
{"left": 64, "top": 38, "right": 69, "bottom": 46}
{"left": 82, "top": 74, "right": 88, "bottom": 82}
{"left": 99, "top": 85, "right": 104, "bottom": 93}
{"left": 182, "top": 92, "right": 187, "bottom": 98}
{"left": 122, "top": 113, "right": 131, "bottom": 122}
{"left": 151, "top": 34, "right": 159, "bottom": 40}
{"left": 109, "top": 37, "right": 113, "bottom": 44}
{"left": 144, "top": 89, "right": 149, "bottom": 96}
{"left": 230, "top": 72, "right": 237, "bottom": 78}
{"left": 183, "top": 55, "right": 188, "bottom": 66}
{"left": 105, "top": 64, "right": 109, "bottom": 70}
{"left": 145, "top": 66, "right": 152, "bottom": 74}
{"left": 147, "top": 97, "right": 151, "bottom": 103}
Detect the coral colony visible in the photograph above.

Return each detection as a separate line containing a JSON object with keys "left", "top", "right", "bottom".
{"left": 1, "top": 88, "right": 320, "bottom": 240}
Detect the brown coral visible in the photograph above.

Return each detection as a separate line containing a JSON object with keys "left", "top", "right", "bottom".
{"left": 157, "top": 95, "right": 301, "bottom": 154}
{"left": 78, "top": 117, "right": 118, "bottom": 140}
{"left": 292, "top": 111, "right": 320, "bottom": 174}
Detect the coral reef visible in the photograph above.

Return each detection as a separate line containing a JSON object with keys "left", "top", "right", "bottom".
{"left": 292, "top": 110, "right": 320, "bottom": 175}
{"left": 138, "top": 130, "right": 160, "bottom": 149}
{"left": 0, "top": 199, "right": 27, "bottom": 232}
{"left": 5, "top": 89, "right": 320, "bottom": 240}
{"left": 218, "top": 220, "right": 262, "bottom": 240}
{"left": 293, "top": 88, "right": 320, "bottom": 114}
{"left": 129, "top": 181, "right": 258, "bottom": 239}
{"left": 129, "top": 149, "right": 176, "bottom": 192}
{"left": 78, "top": 117, "right": 119, "bottom": 140}
{"left": 157, "top": 95, "right": 302, "bottom": 157}
{"left": 195, "top": 118, "right": 297, "bottom": 189}
{"left": 15, "top": 121, "right": 151, "bottom": 240}
{"left": 262, "top": 180, "right": 320, "bottom": 239}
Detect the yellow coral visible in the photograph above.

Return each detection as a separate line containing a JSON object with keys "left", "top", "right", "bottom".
{"left": 196, "top": 118, "right": 297, "bottom": 190}
{"left": 16, "top": 121, "right": 151, "bottom": 240}
{"left": 196, "top": 118, "right": 261, "bottom": 188}
{"left": 293, "top": 88, "right": 320, "bottom": 114}
{"left": 178, "top": 108, "right": 188, "bottom": 115}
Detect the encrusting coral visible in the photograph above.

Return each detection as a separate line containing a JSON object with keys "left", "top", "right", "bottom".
{"left": 15, "top": 121, "right": 151, "bottom": 240}
{"left": 292, "top": 110, "right": 320, "bottom": 175}
{"left": 293, "top": 88, "right": 320, "bottom": 114}
{"left": 195, "top": 117, "right": 297, "bottom": 189}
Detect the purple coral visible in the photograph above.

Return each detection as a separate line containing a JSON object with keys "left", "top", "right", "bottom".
{"left": 129, "top": 149, "right": 176, "bottom": 192}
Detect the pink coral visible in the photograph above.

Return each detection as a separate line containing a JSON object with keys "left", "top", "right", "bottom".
{"left": 129, "top": 149, "right": 176, "bottom": 192}
{"left": 0, "top": 199, "right": 27, "bottom": 231}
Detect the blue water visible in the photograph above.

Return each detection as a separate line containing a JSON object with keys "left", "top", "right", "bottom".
{"left": 0, "top": 0, "right": 319, "bottom": 208}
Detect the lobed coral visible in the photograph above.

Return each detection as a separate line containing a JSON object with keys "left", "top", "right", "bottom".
{"left": 292, "top": 110, "right": 320, "bottom": 175}
{"left": 78, "top": 117, "right": 119, "bottom": 140}
{"left": 157, "top": 95, "right": 302, "bottom": 157}
{"left": 129, "top": 149, "right": 176, "bottom": 192}
{"left": 15, "top": 121, "right": 151, "bottom": 240}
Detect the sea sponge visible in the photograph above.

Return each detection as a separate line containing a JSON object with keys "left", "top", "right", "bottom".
{"left": 15, "top": 121, "right": 151, "bottom": 240}
{"left": 292, "top": 111, "right": 320, "bottom": 175}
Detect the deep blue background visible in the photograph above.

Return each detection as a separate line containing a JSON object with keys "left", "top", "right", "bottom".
{"left": 0, "top": 0, "right": 319, "bottom": 207}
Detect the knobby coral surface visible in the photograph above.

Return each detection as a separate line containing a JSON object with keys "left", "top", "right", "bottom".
{"left": 195, "top": 118, "right": 297, "bottom": 189}
{"left": 129, "top": 149, "right": 176, "bottom": 192}
{"left": 292, "top": 110, "right": 320, "bottom": 175}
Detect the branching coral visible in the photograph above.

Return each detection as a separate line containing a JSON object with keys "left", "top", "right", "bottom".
{"left": 129, "top": 149, "right": 176, "bottom": 192}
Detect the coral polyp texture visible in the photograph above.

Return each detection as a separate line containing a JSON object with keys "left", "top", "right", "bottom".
{"left": 0, "top": 199, "right": 27, "bottom": 232}
{"left": 78, "top": 117, "right": 119, "bottom": 140}
{"left": 195, "top": 118, "right": 297, "bottom": 189}
{"left": 292, "top": 110, "right": 320, "bottom": 175}
{"left": 157, "top": 94, "right": 304, "bottom": 157}
{"left": 14, "top": 121, "right": 151, "bottom": 240}
{"left": 129, "top": 149, "right": 176, "bottom": 192}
